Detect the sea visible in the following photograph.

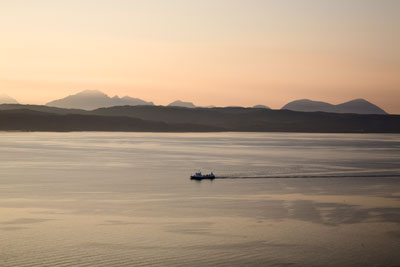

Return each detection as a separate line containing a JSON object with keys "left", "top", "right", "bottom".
{"left": 0, "top": 132, "right": 399, "bottom": 267}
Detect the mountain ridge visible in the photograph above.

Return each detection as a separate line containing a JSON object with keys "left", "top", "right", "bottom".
{"left": 282, "top": 98, "right": 387, "bottom": 114}
{"left": 1, "top": 104, "right": 399, "bottom": 133}
{"left": 168, "top": 100, "right": 196, "bottom": 108}
{"left": 1, "top": 90, "right": 390, "bottom": 115}
{"left": 46, "top": 90, "right": 154, "bottom": 110}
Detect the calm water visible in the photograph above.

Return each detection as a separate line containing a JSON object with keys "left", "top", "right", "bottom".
{"left": 0, "top": 132, "right": 400, "bottom": 267}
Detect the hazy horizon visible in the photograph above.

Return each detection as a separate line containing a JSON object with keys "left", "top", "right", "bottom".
{"left": 0, "top": 89, "right": 392, "bottom": 111}
{"left": 0, "top": 0, "right": 399, "bottom": 113}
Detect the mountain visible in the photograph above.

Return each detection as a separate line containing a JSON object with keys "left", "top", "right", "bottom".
{"left": 335, "top": 99, "right": 387, "bottom": 115}
{"left": 253, "top": 105, "right": 270, "bottom": 109}
{"left": 0, "top": 94, "right": 19, "bottom": 104}
{"left": 46, "top": 90, "right": 154, "bottom": 110}
{"left": 282, "top": 99, "right": 387, "bottom": 114}
{"left": 168, "top": 100, "right": 196, "bottom": 108}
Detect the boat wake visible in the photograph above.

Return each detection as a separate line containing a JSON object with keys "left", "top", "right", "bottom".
{"left": 216, "top": 173, "right": 400, "bottom": 179}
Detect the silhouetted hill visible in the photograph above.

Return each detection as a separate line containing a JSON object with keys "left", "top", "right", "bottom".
{"left": 0, "top": 104, "right": 87, "bottom": 114}
{"left": 46, "top": 90, "right": 154, "bottom": 110}
{"left": 90, "top": 105, "right": 400, "bottom": 133}
{"left": 168, "top": 100, "right": 196, "bottom": 108}
{"left": 253, "top": 105, "right": 270, "bottom": 109}
{"left": 0, "top": 94, "right": 19, "bottom": 104}
{"left": 91, "top": 106, "right": 256, "bottom": 127}
{"left": 282, "top": 99, "right": 387, "bottom": 114}
{"left": 0, "top": 105, "right": 399, "bottom": 133}
{"left": 0, "top": 109, "right": 223, "bottom": 132}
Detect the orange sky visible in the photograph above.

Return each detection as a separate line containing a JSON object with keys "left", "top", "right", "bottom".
{"left": 0, "top": 0, "right": 399, "bottom": 113}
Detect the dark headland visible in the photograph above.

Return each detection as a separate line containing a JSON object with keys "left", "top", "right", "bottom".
{"left": 0, "top": 104, "right": 399, "bottom": 133}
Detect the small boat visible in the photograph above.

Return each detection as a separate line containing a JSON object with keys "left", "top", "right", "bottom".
{"left": 190, "top": 171, "right": 215, "bottom": 180}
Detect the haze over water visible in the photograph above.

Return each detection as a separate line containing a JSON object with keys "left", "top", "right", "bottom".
{"left": 1, "top": 132, "right": 400, "bottom": 266}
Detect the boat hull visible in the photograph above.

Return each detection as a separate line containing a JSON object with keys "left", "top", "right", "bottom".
{"left": 190, "top": 175, "right": 215, "bottom": 180}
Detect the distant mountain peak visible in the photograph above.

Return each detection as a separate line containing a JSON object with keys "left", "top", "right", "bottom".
{"left": 0, "top": 94, "right": 19, "bottom": 104}
{"left": 46, "top": 90, "right": 154, "bottom": 110}
{"left": 336, "top": 98, "right": 386, "bottom": 114}
{"left": 253, "top": 104, "right": 270, "bottom": 109}
{"left": 168, "top": 100, "right": 196, "bottom": 108}
{"left": 282, "top": 98, "right": 387, "bottom": 115}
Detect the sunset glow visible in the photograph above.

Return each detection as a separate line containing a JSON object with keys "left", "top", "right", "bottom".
{"left": 1, "top": 0, "right": 399, "bottom": 112}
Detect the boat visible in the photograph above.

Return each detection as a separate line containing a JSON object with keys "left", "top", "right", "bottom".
{"left": 190, "top": 171, "right": 215, "bottom": 180}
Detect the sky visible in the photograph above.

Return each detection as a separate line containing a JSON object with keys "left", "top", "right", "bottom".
{"left": 0, "top": 0, "right": 399, "bottom": 113}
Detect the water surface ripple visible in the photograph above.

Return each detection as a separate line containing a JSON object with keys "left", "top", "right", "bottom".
{"left": 0, "top": 132, "right": 399, "bottom": 266}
